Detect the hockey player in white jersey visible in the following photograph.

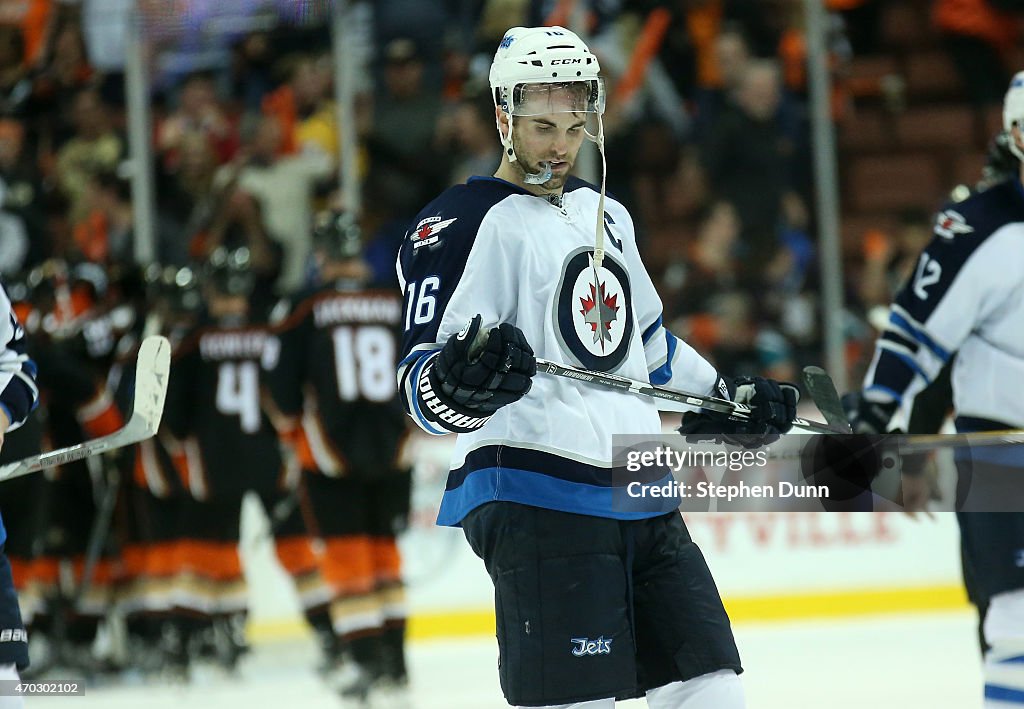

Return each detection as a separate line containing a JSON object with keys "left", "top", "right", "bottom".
{"left": 0, "top": 283, "right": 40, "bottom": 709}
{"left": 396, "top": 26, "right": 798, "bottom": 709}
{"left": 849, "top": 71, "right": 1024, "bottom": 708}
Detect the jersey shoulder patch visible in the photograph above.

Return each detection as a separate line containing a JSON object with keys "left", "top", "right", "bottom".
{"left": 932, "top": 208, "right": 973, "bottom": 241}
{"left": 402, "top": 180, "right": 519, "bottom": 253}
{"left": 399, "top": 180, "right": 521, "bottom": 276}
{"left": 935, "top": 180, "right": 1024, "bottom": 244}
{"left": 410, "top": 216, "right": 459, "bottom": 250}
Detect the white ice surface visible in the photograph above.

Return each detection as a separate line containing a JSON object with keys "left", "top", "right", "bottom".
{"left": 26, "top": 610, "right": 981, "bottom": 708}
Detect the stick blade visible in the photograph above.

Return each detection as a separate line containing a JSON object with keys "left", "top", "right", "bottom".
{"left": 801, "top": 366, "right": 853, "bottom": 434}
{"left": 130, "top": 334, "right": 171, "bottom": 436}
{"left": 0, "top": 335, "right": 172, "bottom": 484}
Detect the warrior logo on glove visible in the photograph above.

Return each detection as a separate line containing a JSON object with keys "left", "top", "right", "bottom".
{"left": 417, "top": 315, "right": 537, "bottom": 433}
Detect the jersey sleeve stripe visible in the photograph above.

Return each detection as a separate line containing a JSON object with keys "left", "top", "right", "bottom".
{"left": 641, "top": 315, "right": 663, "bottom": 345}
{"left": 865, "top": 383, "right": 906, "bottom": 404}
{"left": 398, "top": 344, "right": 438, "bottom": 369}
{"left": 876, "top": 345, "right": 932, "bottom": 385}
{"left": 889, "top": 308, "right": 952, "bottom": 362}
{"left": 879, "top": 328, "right": 920, "bottom": 355}
{"left": 406, "top": 352, "right": 448, "bottom": 436}
{"left": 648, "top": 329, "right": 677, "bottom": 385}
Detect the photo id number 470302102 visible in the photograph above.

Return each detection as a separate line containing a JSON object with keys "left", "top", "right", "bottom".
{"left": 0, "top": 681, "right": 84, "bottom": 696}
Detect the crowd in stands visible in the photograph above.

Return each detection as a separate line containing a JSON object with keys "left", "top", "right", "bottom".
{"left": 1, "top": 0, "right": 1022, "bottom": 385}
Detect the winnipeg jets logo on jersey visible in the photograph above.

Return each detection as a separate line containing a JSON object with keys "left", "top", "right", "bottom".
{"left": 934, "top": 209, "right": 973, "bottom": 241}
{"left": 411, "top": 216, "right": 458, "bottom": 250}
{"left": 555, "top": 248, "right": 633, "bottom": 372}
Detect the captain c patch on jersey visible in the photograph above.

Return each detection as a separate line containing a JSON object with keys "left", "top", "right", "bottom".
{"left": 554, "top": 247, "right": 634, "bottom": 372}
{"left": 934, "top": 209, "right": 973, "bottom": 241}
{"left": 410, "top": 216, "right": 457, "bottom": 250}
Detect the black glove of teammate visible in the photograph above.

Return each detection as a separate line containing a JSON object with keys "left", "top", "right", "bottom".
{"left": 678, "top": 376, "right": 800, "bottom": 448}
{"left": 841, "top": 391, "right": 900, "bottom": 434}
{"left": 429, "top": 314, "right": 536, "bottom": 417}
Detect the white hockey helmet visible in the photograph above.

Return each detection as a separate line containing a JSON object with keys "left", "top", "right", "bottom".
{"left": 489, "top": 26, "right": 604, "bottom": 117}
{"left": 1003, "top": 70, "right": 1024, "bottom": 161}
{"left": 489, "top": 26, "right": 606, "bottom": 182}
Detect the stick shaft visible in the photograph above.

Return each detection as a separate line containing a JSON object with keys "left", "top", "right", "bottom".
{"left": 535, "top": 358, "right": 837, "bottom": 434}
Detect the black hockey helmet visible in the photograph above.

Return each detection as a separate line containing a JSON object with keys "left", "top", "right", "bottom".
{"left": 312, "top": 210, "right": 362, "bottom": 261}
{"left": 204, "top": 247, "right": 255, "bottom": 297}
{"left": 145, "top": 263, "right": 202, "bottom": 314}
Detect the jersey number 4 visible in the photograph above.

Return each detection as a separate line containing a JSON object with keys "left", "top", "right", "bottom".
{"left": 216, "top": 361, "right": 261, "bottom": 434}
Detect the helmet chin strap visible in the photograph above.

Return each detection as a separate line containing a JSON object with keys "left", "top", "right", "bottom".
{"left": 588, "top": 111, "right": 608, "bottom": 270}
{"left": 499, "top": 116, "right": 553, "bottom": 185}
{"left": 1009, "top": 125, "right": 1024, "bottom": 163}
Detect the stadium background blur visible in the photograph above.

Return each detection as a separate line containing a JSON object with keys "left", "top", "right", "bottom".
{"left": 1, "top": 0, "right": 1020, "bottom": 387}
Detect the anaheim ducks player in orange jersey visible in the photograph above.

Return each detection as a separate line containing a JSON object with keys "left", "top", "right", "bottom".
{"left": 158, "top": 247, "right": 332, "bottom": 679}
{"left": 11, "top": 261, "right": 130, "bottom": 675}
{"left": 265, "top": 211, "right": 412, "bottom": 703}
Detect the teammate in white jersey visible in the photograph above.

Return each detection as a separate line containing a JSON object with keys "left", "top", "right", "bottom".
{"left": 0, "top": 283, "right": 40, "bottom": 709}
{"left": 396, "top": 26, "right": 798, "bottom": 708}
{"left": 850, "top": 72, "right": 1024, "bottom": 708}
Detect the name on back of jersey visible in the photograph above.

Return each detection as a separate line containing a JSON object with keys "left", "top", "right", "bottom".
{"left": 313, "top": 293, "right": 402, "bottom": 328}
{"left": 199, "top": 331, "right": 268, "bottom": 360}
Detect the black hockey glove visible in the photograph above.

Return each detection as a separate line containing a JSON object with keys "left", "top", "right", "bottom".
{"left": 420, "top": 315, "right": 536, "bottom": 432}
{"left": 678, "top": 376, "right": 800, "bottom": 448}
{"left": 841, "top": 391, "right": 900, "bottom": 435}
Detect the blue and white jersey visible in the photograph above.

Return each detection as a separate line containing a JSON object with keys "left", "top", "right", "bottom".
{"left": 0, "top": 284, "right": 40, "bottom": 546}
{"left": 396, "top": 176, "right": 718, "bottom": 526}
{"left": 863, "top": 178, "right": 1024, "bottom": 430}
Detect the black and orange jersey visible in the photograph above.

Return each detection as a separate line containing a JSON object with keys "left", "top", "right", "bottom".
{"left": 164, "top": 320, "right": 285, "bottom": 500}
{"left": 266, "top": 284, "right": 410, "bottom": 478}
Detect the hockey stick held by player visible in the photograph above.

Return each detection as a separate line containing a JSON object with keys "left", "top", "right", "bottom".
{"left": 678, "top": 375, "right": 800, "bottom": 447}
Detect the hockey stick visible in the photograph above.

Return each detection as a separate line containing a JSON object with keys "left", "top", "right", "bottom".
{"left": 539, "top": 359, "right": 1024, "bottom": 449}
{"left": 0, "top": 335, "right": 171, "bottom": 483}
{"left": 534, "top": 357, "right": 842, "bottom": 434}
{"left": 801, "top": 366, "right": 852, "bottom": 433}
{"left": 794, "top": 368, "right": 1024, "bottom": 452}
{"left": 461, "top": 318, "right": 837, "bottom": 433}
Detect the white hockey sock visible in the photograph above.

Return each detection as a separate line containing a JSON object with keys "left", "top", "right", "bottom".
{"left": 516, "top": 699, "right": 614, "bottom": 709}
{"left": 985, "top": 648, "right": 1024, "bottom": 707}
{"left": 0, "top": 664, "right": 25, "bottom": 709}
{"left": 645, "top": 669, "right": 745, "bottom": 709}
{"left": 984, "top": 589, "right": 1024, "bottom": 707}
